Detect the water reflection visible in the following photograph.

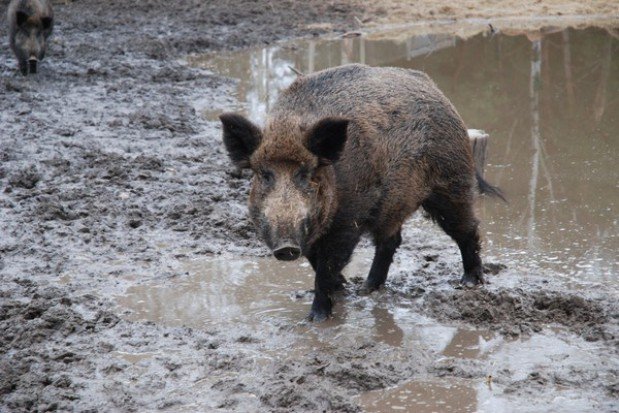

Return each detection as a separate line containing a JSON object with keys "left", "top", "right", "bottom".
{"left": 441, "top": 329, "right": 496, "bottom": 359}
{"left": 193, "top": 33, "right": 457, "bottom": 122}
{"left": 358, "top": 329, "right": 607, "bottom": 413}
{"left": 371, "top": 306, "right": 404, "bottom": 347}
{"left": 192, "top": 27, "right": 618, "bottom": 285}
{"left": 115, "top": 254, "right": 612, "bottom": 411}
{"left": 115, "top": 256, "right": 314, "bottom": 328}
{"left": 360, "top": 379, "right": 478, "bottom": 413}
{"left": 115, "top": 255, "right": 491, "bottom": 353}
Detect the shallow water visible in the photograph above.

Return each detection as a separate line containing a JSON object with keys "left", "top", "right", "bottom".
{"left": 359, "top": 378, "right": 478, "bottom": 413}
{"left": 192, "top": 27, "right": 618, "bottom": 286}
{"left": 116, "top": 255, "right": 614, "bottom": 412}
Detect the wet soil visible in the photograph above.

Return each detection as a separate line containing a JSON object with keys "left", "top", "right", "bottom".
{"left": 360, "top": 0, "right": 619, "bottom": 31}
{"left": 0, "top": 1, "right": 618, "bottom": 412}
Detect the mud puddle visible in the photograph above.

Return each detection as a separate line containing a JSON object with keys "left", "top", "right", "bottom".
{"left": 359, "top": 331, "right": 615, "bottom": 412}
{"left": 115, "top": 253, "right": 432, "bottom": 354}
{"left": 115, "top": 254, "right": 617, "bottom": 412}
{"left": 360, "top": 378, "right": 479, "bottom": 413}
{"left": 192, "top": 26, "right": 618, "bottom": 288}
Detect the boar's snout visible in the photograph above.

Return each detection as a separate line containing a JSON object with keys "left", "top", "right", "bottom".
{"left": 273, "top": 242, "right": 301, "bottom": 261}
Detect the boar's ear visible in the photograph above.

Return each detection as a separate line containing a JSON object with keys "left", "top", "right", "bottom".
{"left": 219, "top": 113, "right": 262, "bottom": 169}
{"left": 306, "top": 117, "right": 349, "bottom": 164}
{"left": 16, "top": 11, "right": 29, "bottom": 28}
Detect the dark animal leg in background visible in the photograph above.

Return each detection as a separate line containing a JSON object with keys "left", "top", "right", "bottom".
{"left": 309, "top": 230, "right": 360, "bottom": 321}
{"left": 362, "top": 230, "right": 402, "bottom": 292}
{"left": 18, "top": 59, "right": 28, "bottom": 76}
{"left": 422, "top": 192, "right": 484, "bottom": 287}
{"left": 29, "top": 60, "right": 37, "bottom": 74}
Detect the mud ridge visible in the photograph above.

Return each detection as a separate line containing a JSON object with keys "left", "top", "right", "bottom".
{"left": 421, "top": 288, "right": 613, "bottom": 340}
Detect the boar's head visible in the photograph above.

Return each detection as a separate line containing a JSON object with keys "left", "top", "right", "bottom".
{"left": 220, "top": 113, "right": 349, "bottom": 261}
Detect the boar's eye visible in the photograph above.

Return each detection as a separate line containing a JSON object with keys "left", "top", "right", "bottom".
{"left": 259, "top": 170, "right": 275, "bottom": 186}
{"left": 294, "top": 168, "right": 311, "bottom": 188}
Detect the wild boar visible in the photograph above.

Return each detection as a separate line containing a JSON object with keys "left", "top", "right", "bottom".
{"left": 8, "top": 0, "right": 54, "bottom": 75}
{"left": 220, "top": 64, "right": 503, "bottom": 321}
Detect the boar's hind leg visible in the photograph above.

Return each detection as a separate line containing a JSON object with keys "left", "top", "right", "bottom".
{"left": 362, "top": 230, "right": 402, "bottom": 293}
{"left": 422, "top": 192, "right": 484, "bottom": 287}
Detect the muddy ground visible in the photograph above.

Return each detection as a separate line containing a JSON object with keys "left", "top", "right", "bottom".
{"left": 0, "top": 1, "right": 618, "bottom": 412}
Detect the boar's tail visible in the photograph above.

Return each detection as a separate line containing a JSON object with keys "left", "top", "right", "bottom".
{"left": 476, "top": 171, "right": 507, "bottom": 202}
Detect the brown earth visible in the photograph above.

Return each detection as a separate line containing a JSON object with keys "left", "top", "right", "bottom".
{"left": 0, "top": 1, "right": 617, "bottom": 412}
{"left": 361, "top": 0, "right": 618, "bottom": 27}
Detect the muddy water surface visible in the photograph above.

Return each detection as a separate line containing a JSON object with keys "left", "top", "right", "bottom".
{"left": 192, "top": 27, "right": 618, "bottom": 287}
{"left": 117, "top": 253, "right": 440, "bottom": 352}
{"left": 116, "top": 254, "right": 615, "bottom": 412}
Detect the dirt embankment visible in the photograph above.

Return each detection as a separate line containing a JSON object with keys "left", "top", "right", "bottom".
{"left": 361, "top": 0, "right": 618, "bottom": 27}
{"left": 0, "top": 1, "right": 617, "bottom": 412}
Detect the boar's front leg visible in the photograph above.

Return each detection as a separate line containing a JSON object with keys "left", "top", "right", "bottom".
{"left": 308, "top": 229, "right": 360, "bottom": 322}
{"left": 307, "top": 255, "right": 347, "bottom": 292}
{"left": 18, "top": 59, "right": 28, "bottom": 76}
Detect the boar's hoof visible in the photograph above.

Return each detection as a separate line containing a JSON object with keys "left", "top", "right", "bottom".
{"left": 308, "top": 296, "right": 332, "bottom": 322}
{"left": 359, "top": 281, "right": 380, "bottom": 296}
{"left": 28, "top": 59, "right": 38, "bottom": 74}
{"left": 308, "top": 308, "right": 330, "bottom": 322}
{"left": 460, "top": 271, "right": 485, "bottom": 288}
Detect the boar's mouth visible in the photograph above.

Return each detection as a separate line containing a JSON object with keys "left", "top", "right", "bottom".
{"left": 273, "top": 243, "right": 301, "bottom": 261}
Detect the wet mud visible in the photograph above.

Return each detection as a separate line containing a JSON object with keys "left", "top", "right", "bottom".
{"left": 1, "top": 1, "right": 618, "bottom": 412}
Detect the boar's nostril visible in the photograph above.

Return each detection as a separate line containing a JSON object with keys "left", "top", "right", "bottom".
{"left": 273, "top": 244, "right": 301, "bottom": 261}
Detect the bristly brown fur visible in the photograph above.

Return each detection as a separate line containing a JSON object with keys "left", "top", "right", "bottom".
{"left": 220, "top": 64, "right": 503, "bottom": 321}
